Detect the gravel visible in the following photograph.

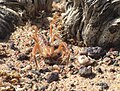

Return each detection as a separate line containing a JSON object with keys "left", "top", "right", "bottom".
{"left": 47, "top": 72, "right": 59, "bottom": 83}
{"left": 0, "top": 2, "right": 120, "bottom": 91}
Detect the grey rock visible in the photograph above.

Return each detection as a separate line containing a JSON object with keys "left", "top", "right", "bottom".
{"left": 62, "top": 0, "right": 120, "bottom": 48}
{"left": 96, "top": 82, "right": 109, "bottom": 90}
{"left": 47, "top": 72, "right": 59, "bottom": 83}
{"left": 86, "top": 47, "right": 106, "bottom": 59}
{"left": 17, "top": 53, "right": 29, "bottom": 61}
{"left": 79, "top": 66, "right": 93, "bottom": 77}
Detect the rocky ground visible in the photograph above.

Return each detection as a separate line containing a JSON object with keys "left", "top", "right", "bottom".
{"left": 0, "top": 1, "right": 120, "bottom": 91}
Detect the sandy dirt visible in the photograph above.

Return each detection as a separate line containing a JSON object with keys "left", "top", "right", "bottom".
{"left": 0, "top": 1, "right": 120, "bottom": 91}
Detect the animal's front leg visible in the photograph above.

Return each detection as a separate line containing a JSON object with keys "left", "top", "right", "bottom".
{"left": 31, "top": 43, "right": 38, "bottom": 67}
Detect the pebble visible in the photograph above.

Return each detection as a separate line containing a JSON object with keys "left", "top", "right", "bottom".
{"left": 16, "top": 86, "right": 26, "bottom": 91}
{"left": 71, "top": 69, "right": 79, "bottom": 75}
{"left": 21, "top": 65, "right": 32, "bottom": 72}
{"left": 116, "top": 56, "right": 120, "bottom": 60}
{"left": 0, "top": 59, "right": 4, "bottom": 64}
{"left": 113, "top": 60, "right": 119, "bottom": 66}
{"left": 78, "top": 55, "right": 91, "bottom": 65}
{"left": 106, "top": 51, "right": 119, "bottom": 58}
{"left": 9, "top": 41, "right": 15, "bottom": 50}
{"left": 47, "top": 72, "right": 59, "bottom": 83}
{"left": 68, "top": 64, "right": 74, "bottom": 69}
{"left": 62, "top": 74, "right": 68, "bottom": 79}
{"left": 96, "top": 68, "right": 103, "bottom": 74}
{"left": 53, "top": 65, "right": 60, "bottom": 71}
{"left": 25, "top": 47, "right": 32, "bottom": 55}
{"left": 1, "top": 44, "right": 7, "bottom": 48}
{"left": 9, "top": 72, "right": 21, "bottom": 79}
{"left": 39, "top": 68, "right": 51, "bottom": 74}
{"left": 0, "top": 64, "right": 10, "bottom": 71}
{"left": 86, "top": 47, "right": 106, "bottom": 59}
{"left": 79, "top": 50, "right": 88, "bottom": 55}
{"left": 102, "top": 57, "right": 112, "bottom": 65}
{"left": 26, "top": 74, "right": 33, "bottom": 79}
{"left": 0, "top": 78, "right": 3, "bottom": 86}
{"left": 17, "top": 53, "right": 29, "bottom": 61}
{"left": 96, "top": 82, "right": 109, "bottom": 90}
{"left": 109, "top": 68, "right": 116, "bottom": 73}
{"left": 44, "top": 59, "right": 57, "bottom": 65}
{"left": 32, "top": 84, "right": 38, "bottom": 91}
{"left": 11, "top": 78, "right": 18, "bottom": 84}
{"left": 68, "top": 64, "right": 79, "bottom": 75}
{"left": 40, "top": 85, "right": 48, "bottom": 91}
{"left": 105, "top": 59, "right": 118, "bottom": 66}
{"left": 79, "top": 66, "right": 93, "bottom": 77}
{"left": 116, "top": 74, "right": 120, "bottom": 79}
{"left": 71, "top": 83, "right": 75, "bottom": 87}
{"left": 31, "top": 70, "right": 41, "bottom": 76}
{"left": 1, "top": 85, "right": 15, "bottom": 91}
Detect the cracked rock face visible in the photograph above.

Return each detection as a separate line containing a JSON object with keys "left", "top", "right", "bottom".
{"left": 0, "top": 0, "right": 53, "bottom": 40}
{"left": 62, "top": 0, "right": 120, "bottom": 48}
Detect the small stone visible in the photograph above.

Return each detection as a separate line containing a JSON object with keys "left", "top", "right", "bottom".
{"left": 79, "top": 48, "right": 87, "bottom": 55}
{"left": 53, "top": 65, "right": 60, "bottom": 71}
{"left": 2, "top": 44, "right": 7, "bottom": 48}
{"left": 10, "top": 72, "right": 21, "bottom": 79}
{"left": 39, "top": 68, "right": 51, "bottom": 73}
{"left": 21, "top": 65, "right": 32, "bottom": 72}
{"left": 96, "top": 68, "right": 103, "bottom": 74}
{"left": 0, "top": 64, "right": 9, "bottom": 71}
{"left": 0, "top": 78, "right": 3, "bottom": 86}
{"left": 11, "top": 78, "right": 18, "bottom": 84}
{"left": 0, "top": 87, "right": 6, "bottom": 91}
{"left": 47, "top": 72, "right": 59, "bottom": 83}
{"left": 17, "top": 53, "right": 29, "bottom": 61}
{"left": 9, "top": 41, "right": 18, "bottom": 51}
{"left": 26, "top": 74, "right": 33, "bottom": 79}
{"left": 32, "top": 84, "right": 38, "bottom": 91}
{"left": 96, "top": 82, "right": 109, "bottom": 90}
{"left": 25, "top": 47, "right": 32, "bottom": 55}
{"left": 106, "top": 51, "right": 119, "bottom": 58}
{"left": 116, "top": 56, "right": 120, "bottom": 60}
{"left": 79, "top": 66, "right": 93, "bottom": 77}
{"left": 105, "top": 59, "right": 117, "bottom": 65}
{"left": 113, "top": 60, "right": 119, "bottom": 66}
{"left": 0, "top": 59, "right": 4, "bottom": 64}
{"left": 71, "top": 83, "right": 75, "bottom": 87}
{"left": 71, "top": 69, "right": 79, "bottom": 75}
{"left": 102, "top": 57, "right": 112, "bottom": 65}
{"left": 31, "top": 70, "right": 41, "bottom": 76}
{"left": 9, "top": 41, "right": 15, "bottom": 49}
{"left": 68, "top": 64, "right": 79, "bottom": 75}
{"left": 116, "top": 74, "right": 120, "bottom": 79}
{"left": 62, "top": 75, "right": 68, "bottom": 79}
{"left": 2, "top": 85, "right": 15, "bottom": 91}
{"left": 16, "top": 87, "right": 26, "bottom": 91}
{"left": 44, "top": 59, "right": 57, "bottom": 65}
{"left": 40, "top": 85, "right": 48, "bottom": 91}
{"left": 86, "top": 47, "right": 106, "bottom": 59}
{"left": 68, "top": 64, "right": 74, "bottom": 69}
{"left": 109, "top": 68, "right": 116, "bottom": 73}
{"left": 78, "top": 55, "right": 91, "bottom": 65}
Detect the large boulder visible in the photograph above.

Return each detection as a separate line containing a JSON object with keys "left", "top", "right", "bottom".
{"left": 62, "top": 0, "right": 120, "bottom": 48}
{"left": 0, "top": 0, "right": 53, "bottom": 40}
